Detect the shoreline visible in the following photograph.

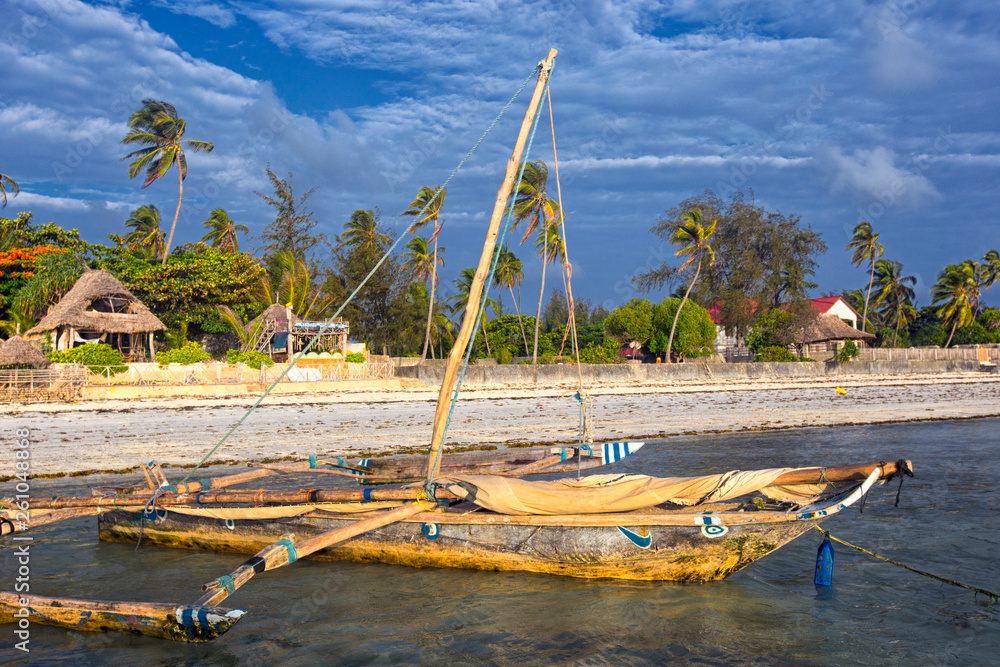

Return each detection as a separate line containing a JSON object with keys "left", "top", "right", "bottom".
{"left": 5, "top": 371, "right": 999, "bottom": 479}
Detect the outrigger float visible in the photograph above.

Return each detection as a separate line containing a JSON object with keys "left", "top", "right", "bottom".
{"left": 1, "top": 49, "right": 912, "bottom": 642}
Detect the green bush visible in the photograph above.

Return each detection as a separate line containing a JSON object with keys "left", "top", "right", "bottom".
{"left": 756, "top": 345, "right": 797, "bottom": 362}
{"left": 345, "top": 351, "right": 365, "bottom": 363}
{"left": 834, "top": 339, "right": 859, "bottom": 364}
{"left": 156, "top": 341, "right": 210, "bottom": 366}
{"left": 579, "top": 338, "right": 623, "bottom": 364}
{"left": 47, "top": 343, "right": 127, "bottom": 374}
{"left": 952, "top": 322, "right": 997, "bottom": 346}
{"left": 496, "top": 347, "right": 513, "bottom": 365}
{"left": 227, "top": 350, "right": 274, "bottom": 366}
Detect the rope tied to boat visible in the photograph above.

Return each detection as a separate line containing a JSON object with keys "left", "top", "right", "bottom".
{"left": 883, "top": 459, "right": 914, "bottom": 507}
{"left": 298, "top": 488, "right": 320, "bottom": 503}
{"left": 274, "top": 538, "right": 298, "bottom": 564}
{"left": 814, "top": 527, "right": 1000, "bottom": 602}
{"left": 217, "top": 574, "right": 236, "bottom": 596}
{"left": 413, "top": 489, "right": 437, "bottom": 512}
{"left": 135, "top": 485, "right": 168, "bottom": 551}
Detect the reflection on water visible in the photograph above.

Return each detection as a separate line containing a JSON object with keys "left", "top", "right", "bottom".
{"left": 4, "top": 419, "right": 1000, "bottom": 665}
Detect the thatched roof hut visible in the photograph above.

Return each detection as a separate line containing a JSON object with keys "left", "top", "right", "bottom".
{"left": 0, "top": 335, "right": 50, "bottom": 368}
{"left": 25, "top": 269, "right": 165, "bottom": 357}
{"left": 247, "top": 303, "right": 301, "bottom": 333}
{"left": 800, "top": 314, "right": 876, "bottom": 345}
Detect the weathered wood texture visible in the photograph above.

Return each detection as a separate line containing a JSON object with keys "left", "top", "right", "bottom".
{"left": 99, "top": 505, "right": 819, "bottom": 582}
{"left": 0, "top": 592, "right": 243, "bottom": 641}
{"left": 19, "top": 459, "right": 906, "bottom": 511}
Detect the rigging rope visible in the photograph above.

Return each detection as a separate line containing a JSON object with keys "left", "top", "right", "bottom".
{"left": 814, "top": 527, "right": 1000, "bottom": 602}
{"left": 545, "top": 85, "right": 591, "bottom": 451}
{"left": 179, "top": 64, "right": 542, "bottom": 484}
{"left": 426, "top": 68, "right": 554, "bottom": 488}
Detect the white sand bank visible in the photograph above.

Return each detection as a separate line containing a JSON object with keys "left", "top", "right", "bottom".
{"left": 3, "top": 372, "right": 999, "bottom": 476}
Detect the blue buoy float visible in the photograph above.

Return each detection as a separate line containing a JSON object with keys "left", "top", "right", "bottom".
{"left": 814, "top": 533, "right": 834, "bottom": 586}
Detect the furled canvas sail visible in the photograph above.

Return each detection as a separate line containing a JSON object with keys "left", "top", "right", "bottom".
{"left": 437, "top": 469, "right": 860, "bottom": 515}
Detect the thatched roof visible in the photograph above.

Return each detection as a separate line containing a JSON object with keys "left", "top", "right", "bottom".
{"left": 247, "top": 303, "right": 300, "bottom": 332}
{"left": 800, "top": 314, "right": 876, "bottom": 344}
{"left": 25, "top": 269, "right": 165, "bottom": 337}
{"left": 0, "top": 335, "right": 51, "bottom": 368}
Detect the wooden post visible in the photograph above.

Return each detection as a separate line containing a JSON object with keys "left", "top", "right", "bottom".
{"left": 425, "top": 48, "right": 558, "bottom": 482}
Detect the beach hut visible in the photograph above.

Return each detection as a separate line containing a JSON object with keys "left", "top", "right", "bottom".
{"left": 797, "top": 314, "right": 876, "bottom": 360}
{"left": 24, "top": 269, "right": 165, "bottom": 360}
{"left": 0, "top": 335, "right": 51, "bottom": 368}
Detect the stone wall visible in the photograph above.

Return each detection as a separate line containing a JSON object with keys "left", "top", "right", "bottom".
{"left": 395, "top": 359, "right": 988, "bottom": 385}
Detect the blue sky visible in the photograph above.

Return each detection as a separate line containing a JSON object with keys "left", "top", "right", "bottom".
{"left": 2, "top": 0, "right": 998, "bottom": 312}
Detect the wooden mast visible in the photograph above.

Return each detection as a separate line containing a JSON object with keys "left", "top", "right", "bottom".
{"left": 424, "top": 48, "right": 558, "bottom": 482}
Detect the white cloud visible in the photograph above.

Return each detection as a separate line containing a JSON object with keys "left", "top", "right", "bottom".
{"left": 12, "top": 191, "right": 91, "bottom": 211}
{"left": 815, "top": 145, "right": 938, "bottom": 207}
{"left": 151, "top": 1, "right": 237, "bottom": 28}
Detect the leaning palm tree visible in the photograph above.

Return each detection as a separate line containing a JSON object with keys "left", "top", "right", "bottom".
{"left": 871, "top": 259, "right": 917, "bottom": 347}
{"left": 665, "top": 208, "right": 717, "bottom": 363}
{"left": 511, "top": 161, "right": 561, "bottom": 363}
{"left": 493, "top": 244, "right": 529, "bottom": 354}
{"left": 201, "top": 208, "right": 249, "bottom": 252}
{"left": 120, "top": 99, "right": 214, "bottom": 264}
{"left": 932, "top": 262, "right": 979, "bottom": 347}
{"left": 401, "top": 186, "right": 446, "bottom": 362}
{"left": 846, "top": 221, "right": 884, "bottom": 333}
{"left": 123, "top": 204, "right": 166, "bottom": 259}
{"left": 0, "top": 171, "right": 19, "bottom": 207}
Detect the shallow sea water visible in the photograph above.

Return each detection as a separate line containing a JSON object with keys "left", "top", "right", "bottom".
{"left": 3, "top": 418, "right": 1000, "bottom": 665}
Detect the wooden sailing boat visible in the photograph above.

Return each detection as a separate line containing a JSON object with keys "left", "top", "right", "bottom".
{"left": 0, "top": 48, "right": 913, "bottom": 642}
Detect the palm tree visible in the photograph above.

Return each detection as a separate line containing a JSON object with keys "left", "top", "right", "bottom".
{"left": 123, "top": 204, "right": 166, "bottom": 259}
{"left": 983, "top": 249, "right": 999, "bottom": 290}
{"left": 448, "top": 267, "right": 499, "bottom": 357}
{"left": 120, "top": 99, "right": 214, "bottom": 264}
{"left": 511, "top": 161, "right": 562, "bottom": 363}
{"left": 846, "top": 221, "right": 884, "bottom": 333}
{"left": 493, "top": 244, "right": 529, "bottom": 354}
{"left": 401, "top": 186, "right": 446, "bottom": 362}
{"left": 263, "top": 250, "right": 335, "bottom": 321}
{"left": 665, "top": 208, "right": 717, "bottom": 363}
{"left": 201, "top": 208, "right": 249, "bottom": 252}
{"left": 932, "top": 262, "right": 979, "bottom": 347}
{"left": 0, "top": 172, "right": 19, "bottom": 207}
{"left": 403, "top": 235, "right": 447, "bottom": 356}
{"left": 337, "top": 209, "right": 390, "bottom": 259}
{"left": 871, "top": 259, "right": 917, "bottom": 347}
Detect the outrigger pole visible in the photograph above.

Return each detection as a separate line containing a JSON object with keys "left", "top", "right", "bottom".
{"left": 0, "top": 48, "right": 559, "bottom": 642}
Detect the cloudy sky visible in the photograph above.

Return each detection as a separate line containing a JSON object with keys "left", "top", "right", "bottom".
{"left": 2, "top": 0, "right": 998, "bottom": 311}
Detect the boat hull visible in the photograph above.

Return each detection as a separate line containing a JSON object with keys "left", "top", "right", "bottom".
{"left": 98, "top": 507, "right": 820, "bottom": 582}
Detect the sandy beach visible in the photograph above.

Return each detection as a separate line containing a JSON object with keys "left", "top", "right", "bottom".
{"left": 3, "top": 371, "right": 999, "bottom": 477}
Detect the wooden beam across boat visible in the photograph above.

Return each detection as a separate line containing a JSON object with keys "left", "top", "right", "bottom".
{"left": 0, "top": 592, "right": 244, "bottom": 642}
{"left": 12, "top": 459, "right": 910, "bottom": 512}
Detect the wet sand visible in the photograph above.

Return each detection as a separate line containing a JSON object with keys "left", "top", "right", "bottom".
{"left": 4, "top": 371, "right": 1000, "bottom": 477}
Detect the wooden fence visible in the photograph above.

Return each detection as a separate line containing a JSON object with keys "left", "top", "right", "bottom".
{"left": 0, "top": 365, "right": 88, "bottom": 402}
{"left": 81, "top": 360, "right": 395, "bottom": 387}
{"left": 855, "top": 346, "right": 1000, "bottom": 362}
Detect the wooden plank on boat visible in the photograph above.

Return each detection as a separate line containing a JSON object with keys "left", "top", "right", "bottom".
{"left": 0, "top": 592, "right": 244, "bottom": 642}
